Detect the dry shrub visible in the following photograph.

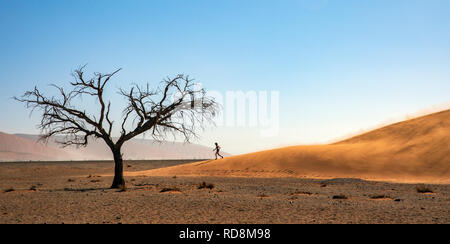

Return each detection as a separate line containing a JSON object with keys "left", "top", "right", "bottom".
{"left": 198, "top": 182, "right": 215, "bottom": 190}
{"left": 416, "top": 185, "right": 434, "bottom": 194}
{"left": 370, "top": 194, "right": 391, "bottom": 199}
{"left": 289, "top": 190, "right": 313, "bottom": 196}
{"left": 160, "top": 187, "right": 181, "bottom": 193}
{"left": 332, "top": 194, "right": 348, "bottom": 200}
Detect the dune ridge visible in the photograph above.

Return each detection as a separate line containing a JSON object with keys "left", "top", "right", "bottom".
{"left": 129, "top": 109, "right": 450, "bottom": 183}
{"left": 0, "top": 132, "right": 73, "bottom": 161}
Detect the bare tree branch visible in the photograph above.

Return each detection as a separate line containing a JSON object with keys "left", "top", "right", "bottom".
{"left": 15, "top": 66, "right": 219, "bottom": 189}
{"left": 115, "top": 74, "right": 218, "bottom": 147}
{"left": 14, "top": 66, "right": 122, "bottom": 149}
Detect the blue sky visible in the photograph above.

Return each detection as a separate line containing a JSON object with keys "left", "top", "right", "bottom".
{"left": 1, "top": 0, "right": 450, "bottom": 154}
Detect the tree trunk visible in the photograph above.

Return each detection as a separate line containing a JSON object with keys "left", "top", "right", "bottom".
{"left": 111, "top": 148, "right": 125, "bottom": 189}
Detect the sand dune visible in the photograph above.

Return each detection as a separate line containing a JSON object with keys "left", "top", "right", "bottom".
{"left": 0, "top": 132, "right": 73, "bottom": 161}
{"left": 130, "top": 109, "right": 450, "bottom": 183}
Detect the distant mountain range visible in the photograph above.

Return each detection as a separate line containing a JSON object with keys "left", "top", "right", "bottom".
{"left": 0, "top": 132, "right": 230, "bottom": 161}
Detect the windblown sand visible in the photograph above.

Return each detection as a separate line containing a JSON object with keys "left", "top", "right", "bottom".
{"left": 132, "top": 110, "right": 450, "bottom": 183}
{"left": 1, "top": 161, "right": 449, "bottom": 224}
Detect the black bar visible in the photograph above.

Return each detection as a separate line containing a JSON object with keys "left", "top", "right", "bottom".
{"left": 2, "top": 224, "right": 446, "bottom": 243}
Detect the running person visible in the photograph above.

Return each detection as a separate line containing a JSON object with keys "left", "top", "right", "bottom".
{"left": 213, "top": 142, "right": 224, "bottom": 160}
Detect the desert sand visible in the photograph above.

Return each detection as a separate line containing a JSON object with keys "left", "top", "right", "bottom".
{"left": 0, "top": 160, "right": 449, "bottom": 224}
{"left": 1, "top": 110, "right": 449, "bottom": 224}
{"left": 129, "top": 109, "right": 450, "bottom": 184}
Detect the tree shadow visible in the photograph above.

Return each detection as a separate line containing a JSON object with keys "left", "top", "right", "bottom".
{"left": 62, "top": 187, "right": 109, "bottom": 192}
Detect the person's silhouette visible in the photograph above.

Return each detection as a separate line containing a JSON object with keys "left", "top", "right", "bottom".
{"left": 213, "top": 142, "right": 224, "bottom": 160}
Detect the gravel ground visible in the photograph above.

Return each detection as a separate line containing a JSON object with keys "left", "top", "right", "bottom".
{"left": 0, "top": 161, "right": 449, "bottom": 224}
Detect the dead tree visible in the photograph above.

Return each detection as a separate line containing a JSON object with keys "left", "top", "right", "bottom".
{"left": 15, "top": 65, "right": 219, "bottom": 189}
